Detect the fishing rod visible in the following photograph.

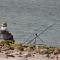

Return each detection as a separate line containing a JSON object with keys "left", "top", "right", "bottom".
{"left": 23, "top": 33, "right": 35, "bottom": 44}
{"left": 27, "top": 23, "right": 56, "bottom": 44}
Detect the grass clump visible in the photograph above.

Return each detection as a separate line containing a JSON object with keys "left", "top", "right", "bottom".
{"left": 0, "top": 40, "right": 15, "bottom": 46}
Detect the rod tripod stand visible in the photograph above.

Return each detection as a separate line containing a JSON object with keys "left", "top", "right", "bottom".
{"left": 31, "top": 33, "right": 44, "bottom": 46}
{"left": 23, "top": 23, "right": 56, "bottom": 46}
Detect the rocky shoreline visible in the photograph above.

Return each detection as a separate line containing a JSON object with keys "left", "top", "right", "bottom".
{"left": 0, "top": 40, "right": 60, "bottom": 60}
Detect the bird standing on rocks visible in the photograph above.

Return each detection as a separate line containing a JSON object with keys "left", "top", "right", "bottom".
{"left": 0, "top": 22, "right": 14, "bottom": 40}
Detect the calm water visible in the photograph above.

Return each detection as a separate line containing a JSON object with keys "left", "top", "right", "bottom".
{"left": 0, "top": 0, "right": 60, "bottom": 46}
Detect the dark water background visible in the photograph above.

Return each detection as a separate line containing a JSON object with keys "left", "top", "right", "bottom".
{"left": 0, "top": 0, "right": 60, "bottom": 46}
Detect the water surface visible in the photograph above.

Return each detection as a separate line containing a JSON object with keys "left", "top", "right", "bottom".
{"left": 0, "top": 0, "right": 60, "bottom": 46}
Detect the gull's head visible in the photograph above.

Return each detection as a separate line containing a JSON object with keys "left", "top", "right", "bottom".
{"left": 1, "top": 22, "right": 7, "bottom": 27}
